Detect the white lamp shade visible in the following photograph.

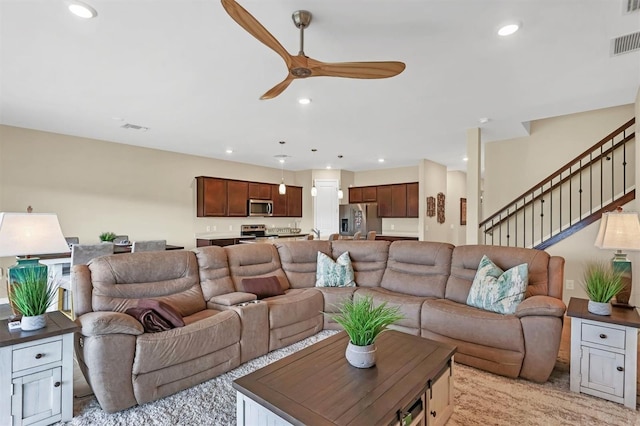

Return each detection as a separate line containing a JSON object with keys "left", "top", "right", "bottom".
{"left": 278, "top": 182, "right": 286, "bottom": 195}
{"left": 594, "top": 211, "right": 640, "bottom": 251}
{"left": 0, "top": 212, "right": 70, "bottom": 257}
{"left": 311, "top": 186, "right": 317, "bottom": 197}
{"left": 338, "top": 189, "right": 344, "bottom": 200}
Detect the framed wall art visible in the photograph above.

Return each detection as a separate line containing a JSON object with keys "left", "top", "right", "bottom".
{"left": 437, "top": 192, "right": 445, "bottom": 224}
{"left": 460, "top": 198, "right": 467, "bottom": 226}
{"left": 426, "top": 196, "right": 435, "bottom": 217}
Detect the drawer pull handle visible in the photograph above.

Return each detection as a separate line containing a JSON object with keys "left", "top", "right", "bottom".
{"left": 54, "top": 382, "right": 61, "bottom": 388}
{"left": 617, "top": 366, "right": 624, "bottom": 372}
{"left": 431, "top": 411, "right": 437, "bottom": 417}
{"left": 599, "top": 334, "right": 607, "bottom": 339}
{"left": 35, "top": 353, "right": 43, "bottom": 359}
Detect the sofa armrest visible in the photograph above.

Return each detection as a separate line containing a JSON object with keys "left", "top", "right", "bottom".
{"left": 515, "top": 295, "right": 566, "bottom": 318}
{"left": 210, "top": 292, "right": 257, "bottom": 306}
{"left": 77, "top": 311, "right": 144, "bottom": 336}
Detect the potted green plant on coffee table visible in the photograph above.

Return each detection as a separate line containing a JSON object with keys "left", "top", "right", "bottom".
{"left": 9, "top": 268, "right": 59, "bottom": 330}
{"left": 329, "top": 296, "right": 403, "bottom": 368}
{"left": 582, "top": 261, "right": 625, "bottom": 315}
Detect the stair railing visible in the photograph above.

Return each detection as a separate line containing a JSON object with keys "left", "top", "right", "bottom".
{"left": 480, "top": 118, "right": 635, "bottom": 249}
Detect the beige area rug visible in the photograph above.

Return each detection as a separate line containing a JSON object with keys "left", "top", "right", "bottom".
{"left": 60, "top": 330, "right": 639, "bottom": 426}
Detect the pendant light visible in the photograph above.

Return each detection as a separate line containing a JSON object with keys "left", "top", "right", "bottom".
{"left": 311, "top": 180, "right": 317, "bottom": 197}
{"left": 278, "top": 141, "right": 286, "bottom": 195}
{"left": 338, "top": 188, "right": 344, "bottom": 200}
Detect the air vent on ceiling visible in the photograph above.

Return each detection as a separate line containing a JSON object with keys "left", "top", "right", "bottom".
{"left": 121, "top": 123, "right": 149, "bottom": 131}
{"left": 611, "top": 31, "right": 640, "bottom": 55}
{"left": 627, "top": 0, "right": 640, "bottom": 13}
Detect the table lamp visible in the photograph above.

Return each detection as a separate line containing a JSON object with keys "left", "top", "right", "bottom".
{"left": 594, "top": 208, "right": 640, "bottom": 306}
{"left": 0, "top": 212, "right": 70, "bottom": 314}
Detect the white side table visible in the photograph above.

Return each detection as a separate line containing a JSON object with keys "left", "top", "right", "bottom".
{"left": 567, "top": 297, "right": 640, "bottom": 409}
{"left": 0, "top": 311, "right": 79, "bottom": 425}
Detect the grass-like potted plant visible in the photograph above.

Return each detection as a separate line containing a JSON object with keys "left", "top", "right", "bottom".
{"left": 99, "top": 231, "right": 117, "bottom": 242}
{"left": 329, "top": 296, "right": 404, "bottom": 368}
{"left": 582, "top": 261, "right": 625, "bottom": 316}
{"left": 9, "top": 268, "right": 59, "bottom": 330}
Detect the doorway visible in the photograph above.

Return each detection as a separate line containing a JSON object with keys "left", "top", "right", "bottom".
{"left": 314, "top": 179, "right": 339, "bottom": 239}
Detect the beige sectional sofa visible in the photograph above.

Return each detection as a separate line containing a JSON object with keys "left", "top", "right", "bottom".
{"left": 72, "top": 240, "right": 566, "bottom": 412}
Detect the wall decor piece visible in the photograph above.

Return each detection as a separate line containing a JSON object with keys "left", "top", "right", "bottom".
{"left": 426, "top": 196, "right": 436, "bottom": 217}
{"left": 460, "top": 198, "right": 467, "bottom": 226}
{"left": 437, "top": 192, "right": 445, "bottom": 224}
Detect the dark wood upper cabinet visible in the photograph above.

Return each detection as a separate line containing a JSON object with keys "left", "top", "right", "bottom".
{"left": 406, "top": 182, "right": 419, "bottom": 218}
{"left": 227, "top": 180, "right": 248, "bottom": 216}
{"left": 362, "top": 186, "right": 377, "bottom": 202}
{"left": 349, "top": 187, "right": 363, "bottom": 203}
{"left": 271, "top": 184, "right": 287, "bottom": 217}
{"left": 391, "top": 184, "right": 407, "bottom": 217}
{"left": 196, "top": 177, "right": 227, "bottom": 217}
{"left": 286, "top": 186, "right": 303, "bottom": 217}
{"left": 249, "top": 183, "right": 272, "bottom": 200}
{"left": 377, "top": 185, "right": 392, "bottom": 217}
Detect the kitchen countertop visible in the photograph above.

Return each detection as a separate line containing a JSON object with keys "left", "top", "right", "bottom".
{"left": 195, "top": 233, "right": 309, "bottom": 241}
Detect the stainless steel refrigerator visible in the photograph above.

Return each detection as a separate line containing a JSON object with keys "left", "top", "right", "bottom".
{"left": 339, "top": 203, "right": 382, "bottom": 236}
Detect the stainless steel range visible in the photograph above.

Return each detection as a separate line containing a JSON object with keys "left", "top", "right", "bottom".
{"left": 241, "top": 224, "right": 277, "bottom": 240}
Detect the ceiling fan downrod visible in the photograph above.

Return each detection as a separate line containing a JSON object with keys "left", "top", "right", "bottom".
{"left": 291, "top": 10, "right": 313, "bottom": 77}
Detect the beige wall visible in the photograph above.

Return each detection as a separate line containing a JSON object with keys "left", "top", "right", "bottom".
{"left": 484, "top": 104, "right": 635, "bottom": 216}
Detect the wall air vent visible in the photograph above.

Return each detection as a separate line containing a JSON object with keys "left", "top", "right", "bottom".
{"left": 627, "top": 0, "right": 640, "bottom": 13}
{"left": 611, "top": 31, "right": 640, "bottom": 56}
{"left": 121, "top": 123, "right": 149, "bottom": 131}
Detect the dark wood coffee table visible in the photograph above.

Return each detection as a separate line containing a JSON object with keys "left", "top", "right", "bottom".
{"left": 234, "top": 330, "right": 456, "bottom": 426}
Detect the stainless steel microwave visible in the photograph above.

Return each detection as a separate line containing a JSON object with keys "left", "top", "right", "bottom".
{"left": 248, "top": 199, "right": 273, "bottom": 216}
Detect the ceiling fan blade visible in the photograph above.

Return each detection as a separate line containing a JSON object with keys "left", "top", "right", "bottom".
{"left": 260, "top": 76, "right": 295, "bottom": 100}
{"left": 221, "top": 0, "right": 292, "bottom": 67}
{"left": 312, "top": 61, "right": 406, "bottom": 79}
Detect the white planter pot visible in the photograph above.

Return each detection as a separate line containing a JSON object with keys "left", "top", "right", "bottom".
{"left": 21, "top": 314, "right": 47, "bottom": 331}
{"left": 587, "top": 300, "right": 612, "bottom": 316}
{"left": 345, "top": 342, "right": 377, "bottom": 368}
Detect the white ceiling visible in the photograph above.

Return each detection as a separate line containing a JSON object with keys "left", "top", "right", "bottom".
{"left": 1, "top": 0, "right": 639, "bottom": 173}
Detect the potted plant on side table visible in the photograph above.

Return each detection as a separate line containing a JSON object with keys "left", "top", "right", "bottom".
{"left": 582, "top": 261, "right": 625, "bottom": 316}
{"left": 329, "top": 296, "right": 404, "bottom": 368}
{"left": 9, "top": 268, "right": 59, "bottom": 331}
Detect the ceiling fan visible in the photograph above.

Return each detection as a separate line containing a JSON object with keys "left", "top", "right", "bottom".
{"left": 220, "top": 0, "right": 406, "bottom": 100}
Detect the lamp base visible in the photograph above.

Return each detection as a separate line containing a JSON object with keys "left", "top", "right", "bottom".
{"left": 7, "top": 257, "right": 48, "bottom": 316}
{"left": 611, "top": 252, "right": 632, "bottom": 305}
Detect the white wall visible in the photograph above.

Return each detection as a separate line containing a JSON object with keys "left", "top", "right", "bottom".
{"left": 446, "top": 170, "right": 467, "bottom": 245}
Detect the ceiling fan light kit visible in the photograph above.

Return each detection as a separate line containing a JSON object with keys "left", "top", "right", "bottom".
{"left": 220, "top": 0, "right": 406, "bottom": 100}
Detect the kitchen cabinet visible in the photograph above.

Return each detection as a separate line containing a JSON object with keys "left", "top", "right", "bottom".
{"left": 249, "top": 183, "right": 272, "bottom": 200}
{"left": 349, "top": 187, "right": 363, "bottom": 203}
{"left": 0, "top": 312, "right": 79, "bottom": 426}
{"left": 377, "top": 185, "right": 392, "bottom": 217}
{"left": 271, "top": 185, "right": 288, "bottom": 217}
{"left": 197, "top": 177, "right": 227, "bottom": 217}
{"left": 407, "top": 182, "right": 419, "bottom": 218}
{"left": 391, "top": 184, "right": 407, "bottom": 217}
{"left": 228, "top": 180, "right": 248, "bottom": 217}
{"left": 286, "top": 186, "right": 303, "bottom": 217}
{"left": 197, "top": 177, "right": 301, "bottom": 218}
{"left": 567, "top": 297, "right": 640, "bottom": 409}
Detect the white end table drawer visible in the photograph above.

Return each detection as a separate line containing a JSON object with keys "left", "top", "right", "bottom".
{"left": 13, "top": 339, "right": 63, "bottom": 372}
{"left": 581, "top": 323, "right": 625, "bottom": 349}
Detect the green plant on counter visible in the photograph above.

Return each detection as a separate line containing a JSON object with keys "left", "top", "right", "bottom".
{"left": 328, "top": 296, "right": 404, "bottom": 346}
{"left": 99, "top": 231, "right": 117, "bottom": 242}
{"left": 582, "top": 261, "right": 625, "bottom": 303}
{"left": 9, "top": 268, "right": 59, "bottom": 317}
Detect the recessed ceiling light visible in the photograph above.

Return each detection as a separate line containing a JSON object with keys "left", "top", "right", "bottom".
{"left": 326, "top": 165, "right": 332, "bottom": 169}
{"left": 478, "top": 117, "right": 490, "bottom": 124}
{"left": 225, "top": 149, "right": 233, "bottom": 154}
{"left": 498, "top": 23, "right": 520, "bottom": 36}
{"left": 298, "top": 98, "right": 311, "bottom": 105}
{"left": 67, "top": 1, "right": 98, "bottom": 19}
{"left": 279, "top": 158, "right": 285, "bottom": 164}
{"left": 463, "top": 157, "right": 469, "bottom": 162}
{"left": 378, "top": 158, "right": 385, "bottom": 163}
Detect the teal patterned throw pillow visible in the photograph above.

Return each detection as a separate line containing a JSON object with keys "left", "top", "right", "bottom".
{"left": 315, "top": 251, "right": 356, "bottom": 287}
{"left": 466, "top": 255, "right": 528, "bottom": 314}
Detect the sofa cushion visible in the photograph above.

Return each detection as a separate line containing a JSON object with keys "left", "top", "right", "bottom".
{"left": 446, "top": 245, "right": 552, "bottom": 304}
{"left": 89, "top": 250, "right": 205, "bottom": 317}
{"left": 381, "top": 241, "right": 453, "bottom": 298}
{"left": 315, "top": 251, "right": 355, "bottom": 287}
{"left": 226, "top": 243, "right": 290, "bottom": 292}
{"left": 421, "top": 299, "right": 525, "bottom": 353}
{"left": 276, "top": 241, "right": 332, "bottom": 288}
{"left": 242, "top": 276, "right": 285, "bottom": 299}
{"left": 466, "top": 255, "right": 528, "bottom": 314}
{"left": 194, "top": 246, "right": 236, "bottom": 300}
{"left": 331, "top": 241, "right": 390, "bottom": 287}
